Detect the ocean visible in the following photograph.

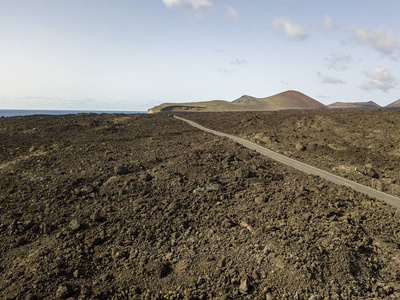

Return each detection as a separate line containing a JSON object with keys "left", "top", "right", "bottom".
{"left": 0, "top": 110, "right": 145, "bottom": 118}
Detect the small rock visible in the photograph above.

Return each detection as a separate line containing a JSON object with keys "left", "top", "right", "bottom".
{"left": 29, "top": 146, "right": 36, "bottom": 152}
{"left": 376, "top": 180, "right": 383, "bottom": 191}
{"left": 149, "top": 261, "right": 170, "bottom": 278}
{"left": 254, "top": 196, "right": 265, "bottom": 204}
{"left": 15, "top": 236, "right": 27, "bottom": 246}
{"left": 218, "top": 257, "right": 226, "bottom": 268}
{"left": 80, "top": 285, "right": 92, "bottom": 297}
{"left": 239, "top": 277, "right": 251, "bottom": 294}
{"left": 266, "top": 293, "right": 274, "bottom": 300}
{"left": 383, "top": 285, "right": 394, "bottom": 295}
{"left": 114, "top": 165, "right": 129, "bottom": 175}
{"left": 81, "top": 185, "right": 95, "bottom": 194}
{"left": 86, "top": 236, "right": 103, "bottom": 248}
{"left": 295, "top": 143, "right": 305, "bottom": 151}
{"left": 56, "top": 284, "right": 72, "bottom": 299}
{"left": 118, "top": 189, "right": 127, "bottom": 196}
{"left": 167, "top": 202, "right": 181, "bottom": 213}
{"left": 239, "top": 220, "right": 254, "bottom": 232}
{"left": 140, "top": 173, "right": 153, "bottom": 181}
{"left": 114, "top": 251, "right": 128, "bottom": 260}
{"left": 222, "top": 219, "right": 235, "bottom": 228}
{"left": 23, "top": 219, "right": 34, "bottom": 230}
{"left": 363, "top": 164, "right": 378, "bottom": 178}
{"left": 25, "top": 293, "right": 37, "bottom": 300}
{"left": 205, "top": 183, "right": 222, "bottom": 192}
{"left": 69, "top": 219, "right": 80, "bottom": 231}
{"left": 193, "top": 183, "right": 223, "bottom": 194}
{"left": 90, "top": 212, "right": 104, "bottom": 222}
{"left": 308, "top": 295, "right": 322, "bottom": 300}
{"left": 252, "top": 270, "right": 261, "bottom": 281}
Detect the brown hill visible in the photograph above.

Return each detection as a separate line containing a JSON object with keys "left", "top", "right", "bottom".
{"left": 148, "top": 90, "right": 327, "bottom": 113}
{"left": 386, "top": 99, "right": 400, "bottom": 109}
{"left": 248, "top": 90, "right": 328, "bottom": 110}
{"left": 328, "top": 101, "right": 381, "bottom": 109}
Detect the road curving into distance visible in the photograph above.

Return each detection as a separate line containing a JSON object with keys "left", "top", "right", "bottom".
{"left": 174, "top": 116, "right": 400, "bottom": 210}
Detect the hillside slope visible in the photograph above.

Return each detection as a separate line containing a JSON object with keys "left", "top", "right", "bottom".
{"left": 386, "top": 99, "right": 400, "bottom": 109}
{"left": 148, "top": 90, "right": 327, "bottom": 113}
{"left": 328, "top": 101, "right": 381, "bottom": 109}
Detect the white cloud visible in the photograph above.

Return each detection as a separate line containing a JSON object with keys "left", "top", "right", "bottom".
{"left": 361, "top": 67, "right": 397, "bottom": 92}
{"left": 230, "top": 58, "right": 248, "bottom": 65}
{"left": 224, "top": 6, "right": 239, "bottom": 19}
{"left": 162, "top": 0, "right": 212, "bottom": 10}
{"left": 272, "top": 17, "right": 307, "bottom": 40}
{"left": 323, "top": 15, "right": 339, "bottom": 30}
{"left": 162, "top": 0, "right": 239, "bottom": 20}
{"left": 349, "top": 26, "right": 400, "bottom": 56}
{"left": 317, "top": 72, "right": 346, "bottom": 84}
{"left": 217, "top": 68, "right": 234, "bottom": 74}
{"left": 325, "top": 51, "right": 353, "bottom": 70}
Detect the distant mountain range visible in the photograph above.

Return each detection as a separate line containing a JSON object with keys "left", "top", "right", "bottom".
{"left": 147, "top": 90, "right": 400, "bottom": 113}
{"left": 328, "top": 101, "right": 381, "bottom": 109}
{"left": 386, "top": 99, "right": 400, "bottom": 109}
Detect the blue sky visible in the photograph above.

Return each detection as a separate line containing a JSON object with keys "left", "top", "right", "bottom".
{"left": 1, "top": 0, "right": 400, "bottom": 110}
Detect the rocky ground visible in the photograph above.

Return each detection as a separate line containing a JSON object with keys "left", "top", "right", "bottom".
{"left": 1, "top": 112, "right": 400, "bottom": 299}
{"left": 183, "top": 110, "right": 400, "bottom": 197}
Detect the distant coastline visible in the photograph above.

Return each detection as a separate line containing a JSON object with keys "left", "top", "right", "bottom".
{"left": 0, "top": 110, "right": 145, "bottom": 118}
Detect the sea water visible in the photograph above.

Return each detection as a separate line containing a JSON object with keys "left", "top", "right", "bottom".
{"left": 0, "top": 110, "right": 145, "bottom": 117}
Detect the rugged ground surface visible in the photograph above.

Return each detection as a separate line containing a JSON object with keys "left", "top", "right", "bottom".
{"left": 183, "top": 110, "right": 400, "bottom": 198}
{"left": 1, "top": 112, "right": 400, "bottom": 299}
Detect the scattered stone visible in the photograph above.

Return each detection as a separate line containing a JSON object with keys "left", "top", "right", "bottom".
{"left": 193, "top": 183, "right": 222, "bottom": 194}
{"left": 31, "top": 175, "right": 45, "bottom": 181}
{"left": 69, "top": 219, "right": 81, "bottom": 231}
{"left": 148, "top": 261, "right": 170, "bottom": 278}
{"left": 15, "top": 236, "right": 26, "bottom": 246}
{"left": 81, "top": 185, "right": 95, "bottom": 194}
{"left": 56, "top": 284, "right": 72, "bottom": 299}
{"left": 383, "top": 285, "right": 394, "bottom": 295}
{"left": 308, "top": 295, "right": 322, "bottom": 300}
{"left": 239, "top": 220, "right": 254, "bottom": 232}
{"left": 114, "top": 165, "right": 129, "bottom": 175}
{"left": 86, "top": 236, "right": 103, "bottom": 248}
{"left": 266, "top": 293, "right": 274, "bottom": 300}
{"left": 218, "top": 257, "right": 226, "bottom": 268}
{"left": 222, "top": 219, "right": 235, "bottom": 228}
{"left": 25, "top": 293, "right": 37, "bottom": 300}
{"left": 239, "top": 277, "right": 251, "bottom": 294}
{"left": 254, "top": 196, "right": 266, "bottom": 204}
{"left": 295, "top": 143, "right": 305, "bottom": 151}
{"left": 167, "top": 202, "right": 181, "bottom": 213}
{"left": 140, "top": 173, "right": 153, "bottom": 181}
{"left": 363, "top": 164, "right": 378, "bottom": 178}
{"left": 3, "top": 111, "right": 400, "bottom": 299}
{"left": 90, "top": 211, "right": 104, "bottom": 222}
{"left": 23, "top": 219, "right": 33, "bottom": 230}
{"left": 376, "top": 180, "right": 383, "bottom": 191}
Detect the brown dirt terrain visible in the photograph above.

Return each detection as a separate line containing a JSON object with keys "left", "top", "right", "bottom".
{"left": 183, "top": 110, "right": 400, "bottom": 198}
{"left": 1, "top": 112, "right": 400, "bottom": 299}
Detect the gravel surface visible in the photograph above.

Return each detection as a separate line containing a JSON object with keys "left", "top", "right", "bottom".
{"left": 1, "top": 112, "right": 400, "bottom": 299}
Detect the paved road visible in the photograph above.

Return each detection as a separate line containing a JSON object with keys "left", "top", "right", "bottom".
{"left": 174, "top": 116, "right": 400, "bottom": 210}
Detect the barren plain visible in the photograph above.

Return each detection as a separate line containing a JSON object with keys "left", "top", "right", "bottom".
{"left": 1, "top": 111, "right": 400, "bottom": 299}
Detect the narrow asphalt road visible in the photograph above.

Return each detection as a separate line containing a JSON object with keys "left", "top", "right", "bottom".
{"left": 174, "top": 116, "right": 400, "bottom": 210}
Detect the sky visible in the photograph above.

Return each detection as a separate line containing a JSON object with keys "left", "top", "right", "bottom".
{"left": 1, "top": 0, "right": 400, "bottom": 111}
